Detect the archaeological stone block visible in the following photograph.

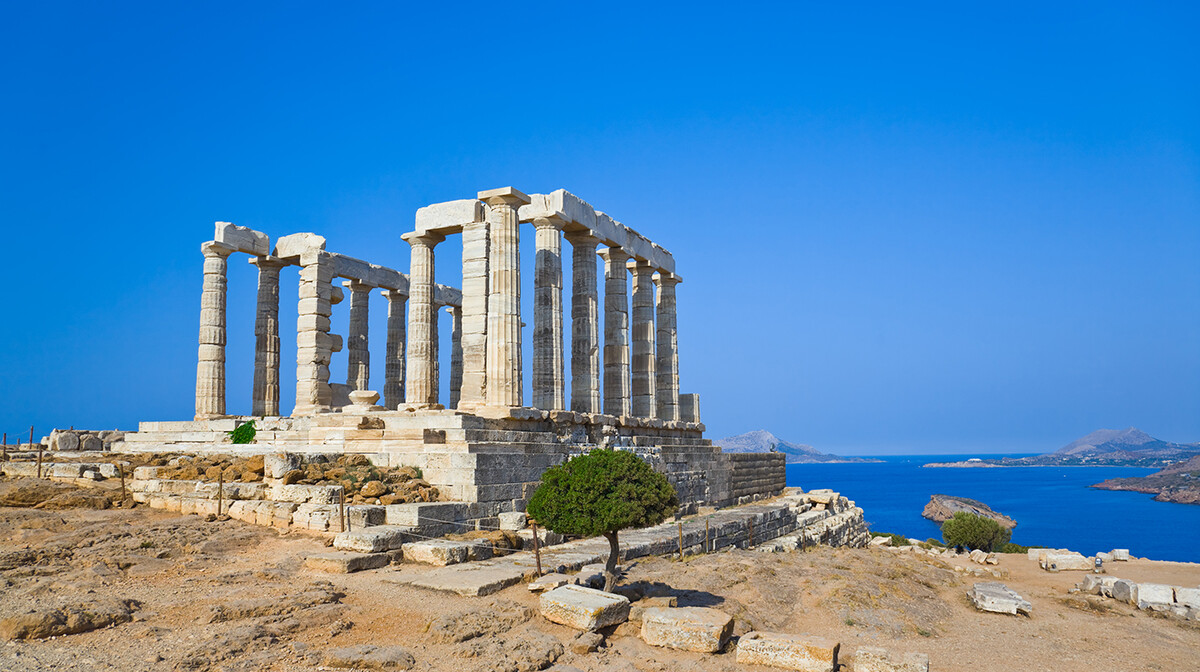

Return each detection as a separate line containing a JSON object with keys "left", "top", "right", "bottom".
{"left": 498, "top": 511, "right": 528, "bottom": 531}
{"left": 1137, "top": 583, "right": 1176, "bottom": 611}
{"left": 540, "top": 585, "right": 629, "bottom": 631}
{"left": 528, "top": 573, "right": 572, "bottom": 593}
{"left": 347, "top": 505, "right": 386, "bottom": 529}
{"left": 1041, "top": 552, "right": 1092, "bottom": 571}
{"left": 402, "top": 539, "right": 472, "bottom": 566}
{"left": 264, "top": 453, "right": 301, "bottom": 479}
{"left": 967, "top": 582, "right": 1031, "bottom": 616}
{"left": 1112, "top": 579, "right": 1138, "bottom": 605}
{"left": 272, "top": 484, "right": 343, "bottom": 505}
{"left": 849, "top": 646, "right": 929, "bottom": 672}
{"left": 735, "top": 632, "right": 840, "bottom": 672}
{"left": 1109, "top": 548, "right": 1131, "bottom": 561}
{"left": 639, "top": 607, "right": 733, "bottom": 653}
{"left": 334, "top": 525, "right": 408, "bottom": 553}
{"left": 304, "top": 551, "right": 389, "bottom": 574}
{"left": 1174, "top": 587, "right": 1200, "bottom": 610}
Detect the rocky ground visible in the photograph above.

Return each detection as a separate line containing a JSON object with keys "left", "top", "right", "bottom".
{"left": 0, "top": 502, "right": 1197, "bottom": 671}
{"left": 1093, "top": 454, "right": 1200, "bottom": 505}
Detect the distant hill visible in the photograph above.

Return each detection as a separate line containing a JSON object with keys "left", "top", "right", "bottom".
{"left": 717, "top": 430, "right": 881, "bottom": 464}
{"left": 1092, "top": 454, "right": 1200, "bottom": 505}
{"left": 925, "top": 428, "right": 1200, "bottom": 469}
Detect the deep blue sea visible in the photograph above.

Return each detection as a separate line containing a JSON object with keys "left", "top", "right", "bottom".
{"left": 786, "top": 454, "right": 1200, "bottom": 563}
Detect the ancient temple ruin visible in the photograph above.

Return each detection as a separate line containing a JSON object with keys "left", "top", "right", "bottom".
{"left": 121, "top": 187, "right": 786, "bottom": 520}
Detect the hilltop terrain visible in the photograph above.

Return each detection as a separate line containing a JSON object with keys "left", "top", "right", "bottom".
{"left": 1092, "top": 454, "right": 1200, "bottom": 505}
{"left": 718, "top": 430, "right": 882, "bottom": 464}
{"left": 925, "top": 428, "right": 1200, "bottom": 469}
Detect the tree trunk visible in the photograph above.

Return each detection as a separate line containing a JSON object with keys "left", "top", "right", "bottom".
{"left": 603, "top": 530, "right": 620, "bottom": 592}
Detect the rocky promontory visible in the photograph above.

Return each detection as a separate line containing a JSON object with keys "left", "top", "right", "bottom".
{"left": 922, "top": 494, "right": 1017, "bottom": 529}
{"left": 1092, "top": 455, "right": 1200, "bottom": 505}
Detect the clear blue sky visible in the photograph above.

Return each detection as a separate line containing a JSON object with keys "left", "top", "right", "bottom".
{"left": 2, "top": 2, "right": 1196, "bottom": 454}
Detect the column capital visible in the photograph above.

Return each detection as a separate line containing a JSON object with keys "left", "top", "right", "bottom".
{"left": 341, "top": 279, "right": 376, "bottom": 291}
{"left": 380, "top": 288, "right": 408, "bottom": 300}
{"left": 598, "top": 246, "right": 630, "bottom": 264}
{"left": 401, "top": 231, "right": 446, "bottom": 248}
{"left": 626, "top": 257, "right": 655, "bottom": 273}
{"left": 531, "top": 215, "right": 567, "bottom": 231}
{"left": 478, "top": 186, "right": 531, "bottom": 207}
{"left": 564, "top": 230, "right": 600, "bottom": 247}
{"left": 201, "top": 241, "right": 236, "bottom": 258}
{"left": 249, "top": 255, "right": 287, "bottom": 269}
{"left": 654, "top": 271, "right": 683, "bottom": 286}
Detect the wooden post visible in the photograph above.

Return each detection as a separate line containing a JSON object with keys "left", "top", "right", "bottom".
{"left": 678, "top": 522, "right": 684, "bottom": 561}
{"left": 339, "top": 489, "right": 346, "bottom": 533}
{"left": 531, "top": 520, "right": 543, "bottom": 577}
{"left": 705, "top": 518, "right": 710, "bottom": 553}
{"left": 119, "top": 464, "right": 127, "bottom": 505}
{"left": 748, "top": 517, "right": 754, "bottom": 548}
{"left": 36, "top": 446, "right": 43, "bottom": 479}
{"left": 29, "top": 426, "right": 34, "bottom": 449}
{"left": 217, "top": 470, "right": 224, "bottom": 516}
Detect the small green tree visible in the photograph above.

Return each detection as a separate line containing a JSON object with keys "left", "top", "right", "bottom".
{"left": 941, "top": 511, "right": 1012, "bottom": 552}
{"left": 228, "top": 420, "right": 256, "bottom": 445}
{"left": 527, "top": 449, "right": 678, "bottom": 591}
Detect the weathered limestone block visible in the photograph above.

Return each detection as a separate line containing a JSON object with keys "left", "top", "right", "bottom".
{"left": 214, "top": 221, "right": 269, "bottom": 255}
{"left": 334, "top": 525, "right": 408, "bottom": 553}
{"left": 51, "top": 464, "right": 84, "bottom": 479}
{"left": 498, "top": 511, "right": 527, "bottom": 531}
{"left": 528, "top": 573, "right": 572, "bottom": 593}
{"left": 272, "top": 484, "right": 343, "bottom": 505}
{"left": 968, "top": 549, "right": 987, "bottom": 564}
{"left": 735, "top": 632, "right": 840, "bottom": 672}
{"left": 292, "top": 503, "right": 339, "bottom": 531}
{"left": 1, "top": 463, "right": 39, "bottom": 478}
{"left": 1175, "top": 587, "right": 1200, "bottom": 610}
{"left": 639, "top": 607, "right": 733, "bottom": 653}
{"left": 132, "top": 466, "right": 162, "bottom": 480}
{"left": 348, "top": 505, "right": 386, "bottom": 529}
{"left": 967, "top": 582, "right": 1031, "bottom": 615}
{"left": 1137, "top": 583, "right": 1176, "bottom": 611}
{"left": 402, "top": 539, "right": 472, "bottom": 566}
{"left": 1110, "top": 548, "right": 1130, "bottom": 561}
{"left": 1112, "top": 579, "right": 1138, "bottom": 605}
{"left": 539, "top": 585, "right": 630, "bottom": 631}
{"left": 1041, "top": 552, "right": 1092, "bottom": 571}
{"left": 629, "top": 596, "right": 678, "bottom": 623}
{"left": 264, "top": 453, "right": 301, "bottom": 479}
{"left": 849, "top": 646, "right": 929, "bottom": 672}
{"left": 1079, "top": 574, "right": 1118, "bottom": 597}
{"left": 305, "top": 551, "right": 390, "bottom": 573}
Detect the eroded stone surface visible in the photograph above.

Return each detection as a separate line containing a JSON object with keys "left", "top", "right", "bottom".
{"left": 735, "top": 632, "right": 840, "bottom": 672}
{"left": 850, "top": 646, "right": 929, "bottom": 672}
{"left": 540, "top": 584, "right": 630, "bottom": 631}
{"left": 967, "top": 582, "right": 1031, "bottom": 616}
{"left": 639, "top": 606, "right": 733, "bottom": 653}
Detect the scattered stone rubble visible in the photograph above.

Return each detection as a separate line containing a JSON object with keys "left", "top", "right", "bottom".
{"left": 1073, "top": 573, "right": 1200, "bottom": 621}
{"left": 967, "top": 582, "right": 1032, "bottom": 616}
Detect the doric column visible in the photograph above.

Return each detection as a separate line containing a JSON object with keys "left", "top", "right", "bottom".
{"left": 629, "top": 259, "right": 657, "bottom": 418}
{"left": 250, "top": 256, "right": 286, "bottom": 416}
{"left": 343, "top": 280, "right": 372, "bottom": 391}
{"left": 655, "top": 272, "right": 681, "bottom": 421}
{"left": 381, "top": 289, "right": 407, "bottom": 410}
{"left": 403, "top": 232, "right": 444, "bottom": 406}
{"left": 196, "top": 241, "right": 235, "bottom": 419}
{"left": 599, "top": 246, "right": 631, "bottom": 417}
{"left": 479, "top": 187, "right": 531, "bottom": 407}
{"left": 446, "top": 305, "right": 463, "bottom": 409}
{"left": 532, "top": 216, "right": 566, "bottom": 410}
{"left": 458, "top": 219, "right": 489, "bottom": 407}
{"left": 295, "top": 249, "right": 337, "bottom": 415}
{"left": 565, "top": 232, "right": 601, "bottom": 414}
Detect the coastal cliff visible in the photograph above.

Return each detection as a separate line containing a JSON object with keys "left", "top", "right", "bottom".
{"left": 1092, "top": 455, "right": 1200, "bottom": 505}
{"left": 922, "top": 494, "right": 1017, "bottom": 529}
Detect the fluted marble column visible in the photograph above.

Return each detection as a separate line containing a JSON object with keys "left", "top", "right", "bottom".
{"left": 196, "top": 241, "right": 235, "bottom": 419}
{"left": 403, "top": 232, "right": 444, "bottom": 406}
{"left": 599, "top": 246, "right": 631, "bottom": 417}
{"left": 629, "top": 259, "right": 657, "bottom": 418}
{"left": 343, "top": 280, "right": 372, "bottom": 391}
{"left": 480, "top": 187, "right": 531, "bottom": 407}
{"left": 458, "top": 219, "right": 489, "bottom": 408}
{"left": 532, "top": 216, "right": 566, "bottom": 410}
{"left": 250, "top": 256, "right": 286, "bottom": 416}
{"left": 446, "top": 305, "right": 463, "bottom": 409}
{"left": 381, "top": 289, "right": 407, "bottom": 410}
{"left": 295, "top": 249, "right": 337, "bottom": 415}
{"left": 565, "top": 232, "right": 601, "bottom": 414}
{"left": 655, "top": 272, "right": 681, "bottom": 421}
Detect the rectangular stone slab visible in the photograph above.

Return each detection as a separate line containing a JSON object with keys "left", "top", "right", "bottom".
{"left": 850, "top": 645, "right": 929, "bottom": 672}
{"left": 540, "top": 584, "right": 630, "bottom": 631}
{"left": 735, "top": 632, "right": 840, "bottom": 671}
{"left": 640, "top": 606, "right": 733, "bottom": 653}
{"left": 967, "top": 582, "right": 1032, "bottom": 616}
{"left": 406, "top": 565, "right": 527, "bottom": 597}
{"left": 334, "top": 525, "right": 409, "bottom": 553}
{"left": 304, "top": 552, "right": 389, "bottom": 573}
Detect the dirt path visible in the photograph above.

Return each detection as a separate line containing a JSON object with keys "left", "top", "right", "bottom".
{"left": 0, "top": 506, "right": 1196, "bottom": 671}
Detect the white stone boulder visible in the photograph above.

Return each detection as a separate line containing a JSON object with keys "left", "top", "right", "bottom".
{"left": 498, "top": 511, "right": 528, "bottom": 531}
{"left": 1137, "top": 583, "right": 1176, "bottom": 611}
{"left": 264, "top": 452, "right": 302, "bottom": 479}
{"left": 1111, "top": 579, "right": 1138, "bottom": 605}
{"left": 1079, "top": 574, "right": 1118, "bottom": 597}
{"left": 402, "top": 539, "right": 473, "bottom": 566}
{"left": 539, "top": 584, "right": 630, "bottom": 631}
{"left": 735, "top": 632, "right": 840, "bottom": 671}
{"left": 1174, "top": 587, "right": 1200, "bottom": 610}
{"left": 968, "top": 549, "right": 988, "bottom": 564}
{"left": 1041, "top": 552, "right": 1092, "bottom": 571}
{"left": 967, "top": 582, "right": 1032, "bottom": 616}
{"left": 273, "top": 484, "right": 343, "bottom": 505}
{"left": 1109, "top": 548, "right": 1131, "bottom": 561}
{"left": 850, "top": 646, "right": 930, "bottom": 672}
{"left": 334, "top": 525, "right": 408, "bottom": 553}
{"left": 528, "top": 573, "right": 572, "bottom": 593}
{"left": 640, "top": 606, "right": 733, "bottom": 653}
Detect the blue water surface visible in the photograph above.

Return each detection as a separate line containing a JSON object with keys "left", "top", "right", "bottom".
{"left": 786, "top": 455, "right": 1200, "bottom": 563}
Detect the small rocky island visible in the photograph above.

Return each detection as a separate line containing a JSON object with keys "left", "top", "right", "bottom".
{"left": 1092, "top": 455, "right": 1200, "bottom": 505}
{"left": 922, "top": 494, "right": 1017, "bottom": 529}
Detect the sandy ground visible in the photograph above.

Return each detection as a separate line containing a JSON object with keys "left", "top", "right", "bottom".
{"left": 0, "top": 504, "right": 1197, "bottom": 671}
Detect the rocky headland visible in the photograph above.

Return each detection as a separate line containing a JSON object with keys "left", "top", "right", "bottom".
{"left": 924, "top": 427, "right": 1200, "bottom": 469}
{"left": 922, "top": 494, "right": 1017, "bottom": 529}
{"left": 1092, "top": 454, "right": 1200, "bottom": 505}
{"left": 719, "top": 429, "right": 883, "bottom": 464}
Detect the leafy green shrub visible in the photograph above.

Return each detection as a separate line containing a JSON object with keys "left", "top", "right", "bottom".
{"left": 870, "top": 532, "right": 912, "bottom": 547}
{"left": 999, "top": 542, "right": 1030, "bottom": 554}
{"left": 940, "top": 512, "right": 1011, "bottom": 552}
{"left": 229, "top": 421, "right": 256, "bottom": 445}
{"left": 527, "top": 449, "right": 678, "bottom": 591}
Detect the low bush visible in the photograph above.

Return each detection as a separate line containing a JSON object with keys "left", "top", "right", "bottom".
{"left": 940, "top": 512, "right": 1011, "bottom": 552}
